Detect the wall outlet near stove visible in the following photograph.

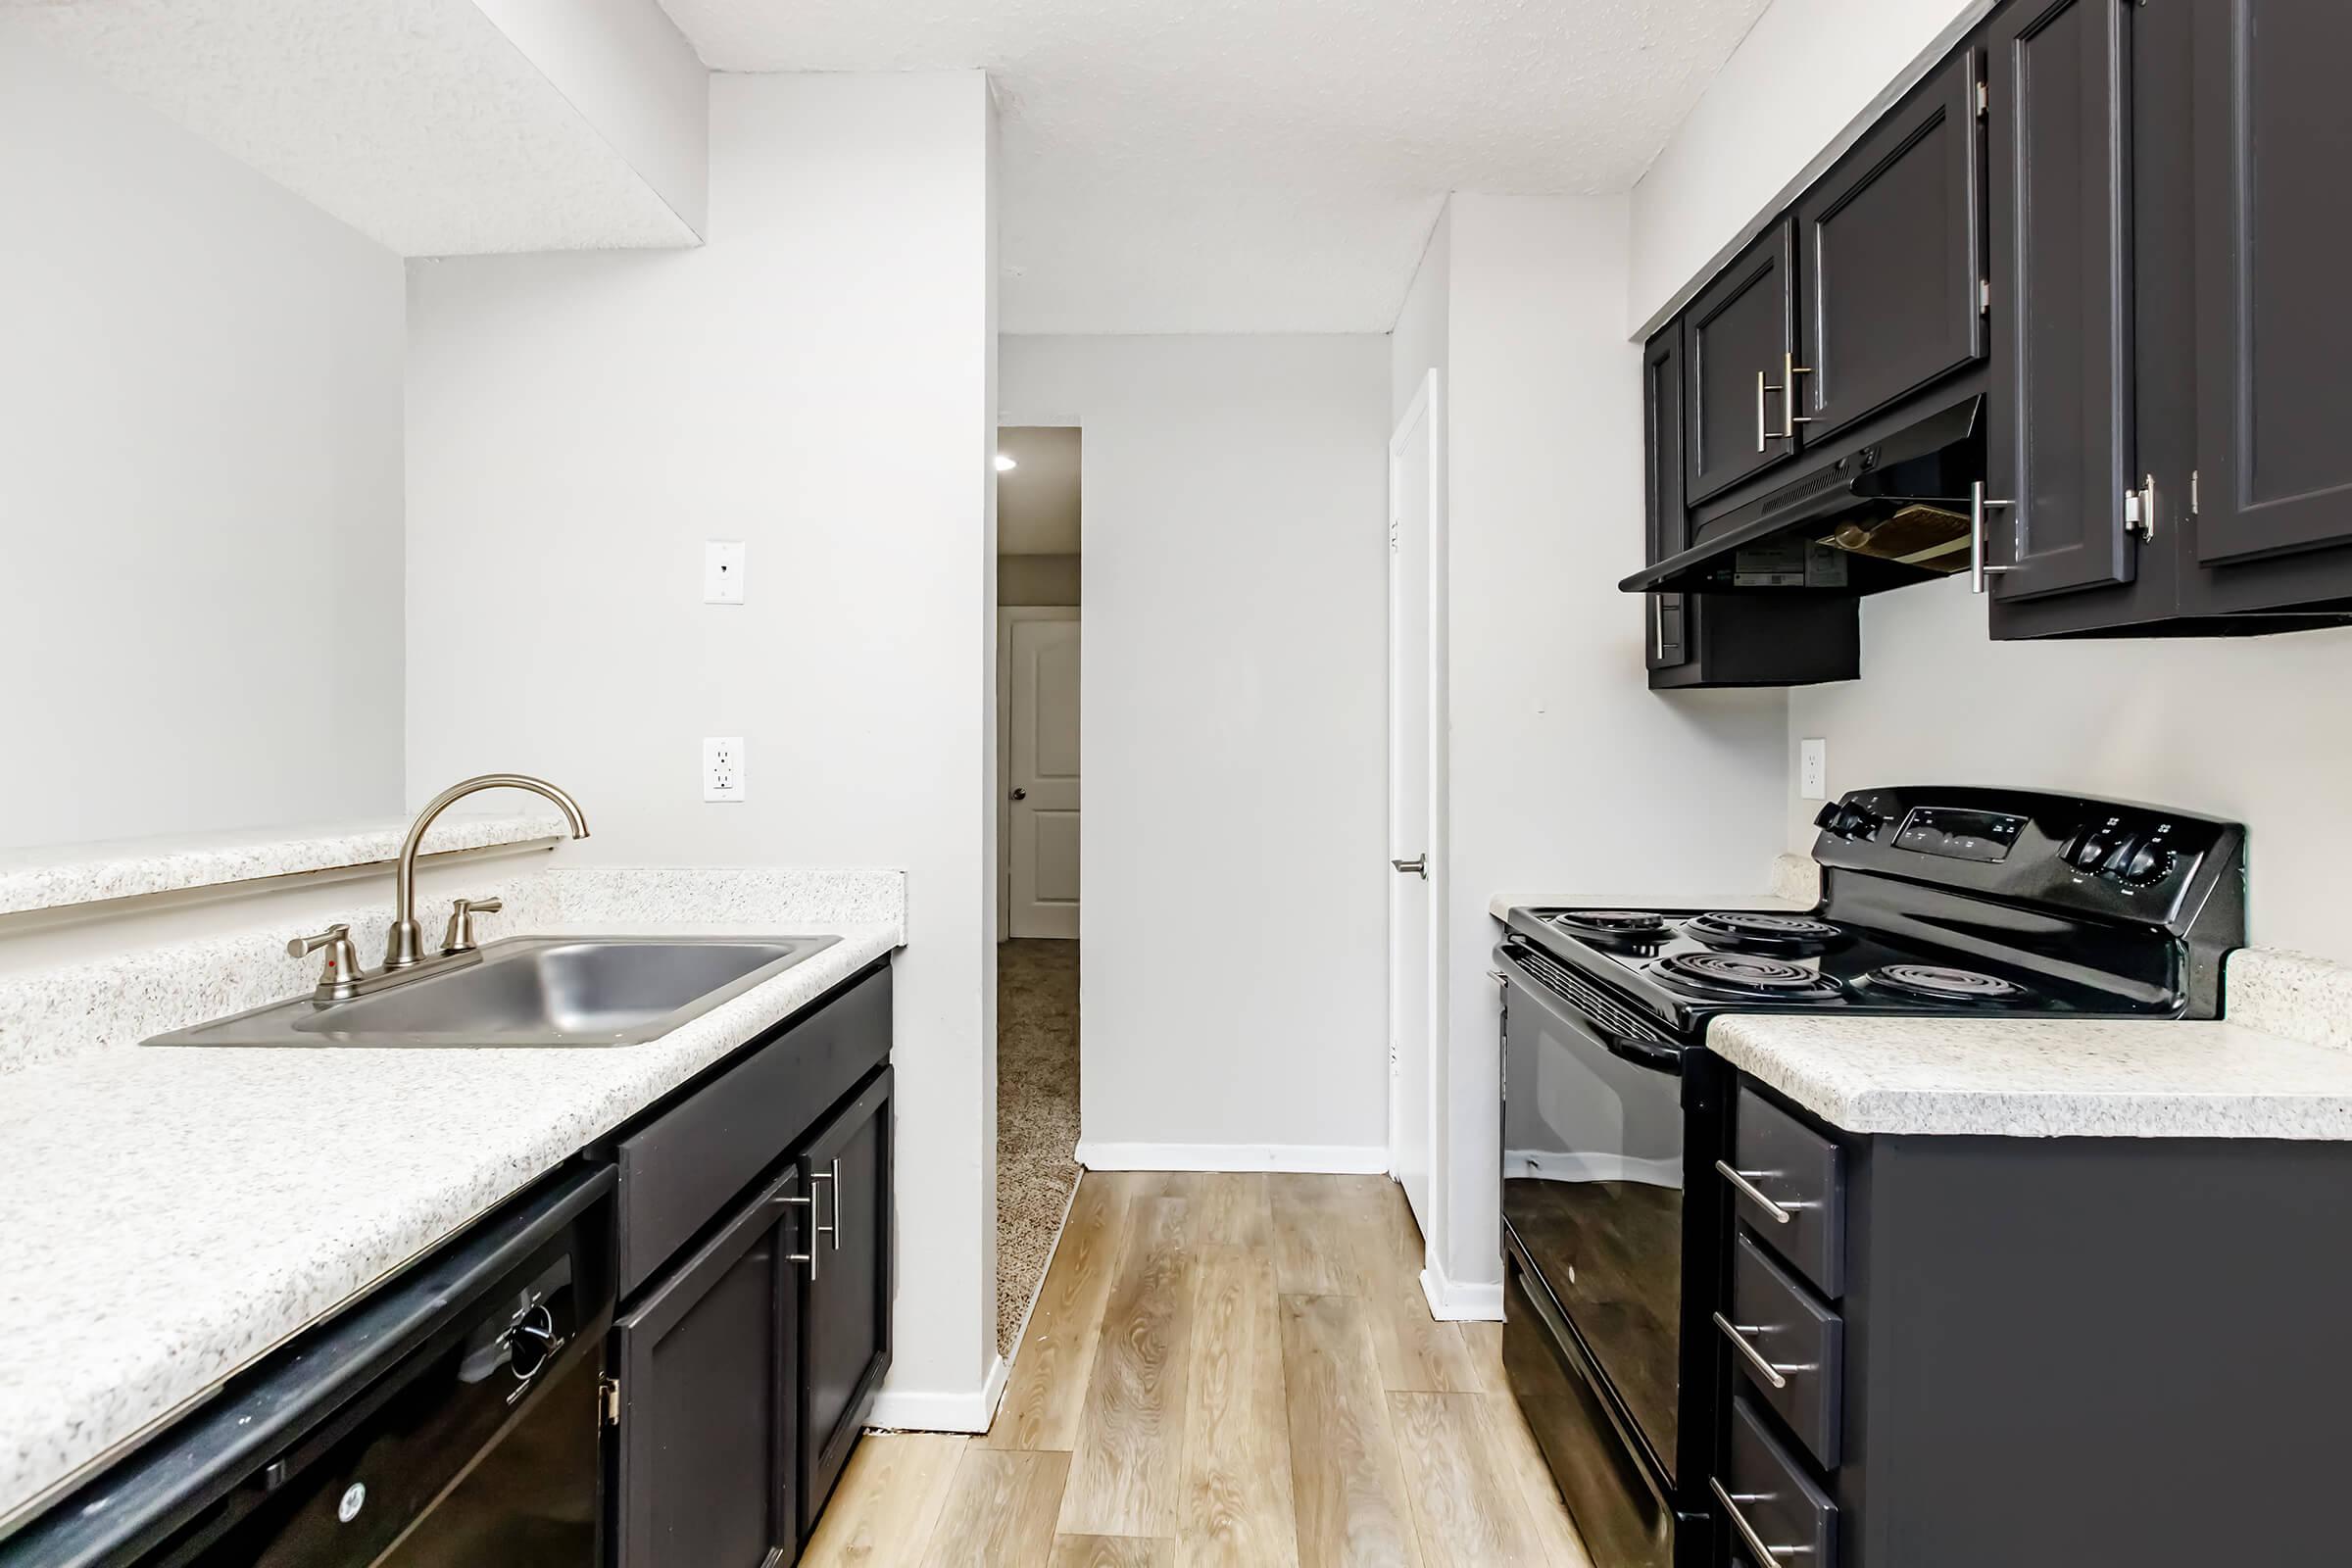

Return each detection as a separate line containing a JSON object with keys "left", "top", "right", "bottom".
{"left": 703, "top": 737, "right": 747, "bottom": 802}
{"left": 1800, "top": 737, "right": 1829, "bottom": 801}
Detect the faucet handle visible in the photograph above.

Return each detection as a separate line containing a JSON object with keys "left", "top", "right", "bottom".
{"left": 289, "top": 924, "right": 362, "bottom": 1001}
{"left": 442, "top": 897, "right": 504, "bottom": 956}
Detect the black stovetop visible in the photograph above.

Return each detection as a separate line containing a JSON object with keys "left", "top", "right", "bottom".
{"left": 1501, "top": 786, "right": 2251, "bottom": 1043}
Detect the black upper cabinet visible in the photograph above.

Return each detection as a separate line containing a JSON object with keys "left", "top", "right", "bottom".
{"left": 1642, "top": 324, "right": 1690, "bottom": 671}
{"left": 2190, "top": 1, "right": 2352, "bottom": 570}
{"left": 1985, "top": 0, "right": 2138, "bottom": 603}
{"left": 797, "top": 1067, "right": 893, "bottom": 1542}
{"left": 1796, "top": 50, "right": 1985, "bottom": 441}
{"left": 1685, "top": 220, "right": 1799, "bottom": 504}
{"left": 611, "top": 1166, "right": 802, "bottom": 1568}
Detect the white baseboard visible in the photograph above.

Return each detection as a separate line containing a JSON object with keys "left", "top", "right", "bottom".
{"left": 1075, "top": 1140, "right": 1392, "bottom": 1174}
{"left": 1420, "top": 1258, "right": 1504, "bottom": 1322}
{"left": 867, "top": 1353, "right": 1009, "bottom": 1434}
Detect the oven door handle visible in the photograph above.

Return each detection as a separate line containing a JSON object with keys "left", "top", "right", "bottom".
{"left": 1496, "top": 943, "right": 1683, "bottom": 1075}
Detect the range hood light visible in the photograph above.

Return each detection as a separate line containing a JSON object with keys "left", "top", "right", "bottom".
{"left": 994, "top": 452, "right": 1017, "bottom": 472}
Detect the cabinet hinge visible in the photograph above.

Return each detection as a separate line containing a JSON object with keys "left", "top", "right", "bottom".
{"left": 2189, "top": 468, "right": 2200, "bottom": 515}
{"left": 1977, "top": 78, "right": 1988, "bottom": 118}
{"left": 2125, "top": 476, "right": 2157, "bottom": 542}
{"left": 1980, "top": 277, "right": 1991, "bottom": 315}
{"left": 599, "top": 1374, "right": 621, "bottom": 1427}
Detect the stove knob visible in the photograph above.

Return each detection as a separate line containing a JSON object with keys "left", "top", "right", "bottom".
{"left": 2111, "top": 839, "right": 2175, "bottom": 888}
{"left": 2070, "top": 830, "right": 2114, "bottom": 871}
{"left": 1813, "top": 802, "right": 1882, "bottom": 840}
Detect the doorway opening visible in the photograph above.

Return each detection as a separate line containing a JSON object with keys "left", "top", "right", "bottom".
{"left": 994, "top": 424, "right": 1082, "bottom": 1354}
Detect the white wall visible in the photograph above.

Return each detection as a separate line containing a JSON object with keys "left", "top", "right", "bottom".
{"left": 1001, "top": 334, "right": 1393, "bottom": 1167}
{"left": 1628, "top": 0, "right": 1984, "bottom": 331}
{"left": 1391, "top": 206, "right": 1450, "bottom": 426}
{"left": 1789, "top": 586, "right": 2352, "bottom": 961}
{"left": 0, "top": 24, "right": 406, "bottom": 851}
{"left": 1419, "top": 194, "right": 1789, "bottom": 1298}
{"left": 404, "top": 71, "right": 1002, "bottom": 1415}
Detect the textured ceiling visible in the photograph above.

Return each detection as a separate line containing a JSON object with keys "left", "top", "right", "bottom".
{"left": 998, "top": 427, "right": 1080, "bottom": 554}
{"left": 0, "top": 0, "right": 699, "bottom": 255}
{"left": 658, "top": 0, "right": 1775, "bottom": 333}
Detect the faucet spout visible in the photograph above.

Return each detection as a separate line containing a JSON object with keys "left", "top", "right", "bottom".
{"left": 386, "top": 774, "right": 590, "bottom": 969}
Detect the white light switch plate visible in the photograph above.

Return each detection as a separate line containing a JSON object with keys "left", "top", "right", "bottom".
{"left": 703, "top": 737, "right": 747, "bottom": 802}
{"left": 1799, "top": 737, "right": 1829, "bottom": 801}
{"left": 704, "top": 540, "right": 746, "bottom": 604}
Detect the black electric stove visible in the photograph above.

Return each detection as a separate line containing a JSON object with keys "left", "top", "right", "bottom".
{"left": 1494, "top": 787, "right": 2246, "bottom": 1568}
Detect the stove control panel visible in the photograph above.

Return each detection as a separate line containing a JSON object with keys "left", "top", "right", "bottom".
{"left": 1815, "top": 787, "right": 2245, "bottom": 929}
{"left": 1893, "top": 808, "right": 2026, "bottom": 862}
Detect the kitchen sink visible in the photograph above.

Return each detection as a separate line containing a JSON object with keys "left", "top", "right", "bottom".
{"left": 145, "top": 935, "right": 842, "bottom": 1048}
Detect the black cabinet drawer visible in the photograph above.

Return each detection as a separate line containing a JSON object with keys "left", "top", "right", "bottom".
{"left": 1723, "top": 1228, "right": 1844, "bottom": 1468}
{"left": 1718, "top": 1396, "right": 1838, "bottom": 1568}
{"left": 615, "top": 968, "right": 891, "bottom": 1297}
{"left": 1725, "top": 1086, "right": 1845, "bottom": 1298}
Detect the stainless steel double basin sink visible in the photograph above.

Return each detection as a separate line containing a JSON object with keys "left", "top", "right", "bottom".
{"left": 146, "top": 935, "right": 841, "bottom": 1049}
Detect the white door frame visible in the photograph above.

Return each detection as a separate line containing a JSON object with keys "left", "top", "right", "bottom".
{"left": 998, "top": 605, "right": 1082, "bottom": 940}
{"left": 1388, "top": 368, "right": 1448, "bottom": 1250}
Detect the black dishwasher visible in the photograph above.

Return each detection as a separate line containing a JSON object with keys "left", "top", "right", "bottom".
{"left": 0, "top": 1165, "right": 614, "bottom": 1568}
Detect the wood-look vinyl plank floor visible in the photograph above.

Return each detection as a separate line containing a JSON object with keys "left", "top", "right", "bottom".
{"left": 822, "top": 1172, "right": 1592, "bottom": 1568}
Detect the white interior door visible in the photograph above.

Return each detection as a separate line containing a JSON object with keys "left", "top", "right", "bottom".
{"left": 1007, "top": 610, "right": 1081, "bottom": 939}
{"left": 1389, "top": 370, "right": 1443, "bottom": 1237}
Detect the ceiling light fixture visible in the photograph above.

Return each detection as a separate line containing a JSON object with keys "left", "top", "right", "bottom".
{"left": 994, "top": 452, "right": 1017, "bottom": 471}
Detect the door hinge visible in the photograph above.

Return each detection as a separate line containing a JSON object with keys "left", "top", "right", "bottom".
{"left": 599, "top": 1374, "right": 621, "bottom": 1427}
{"left": 1980, "top": 277, "right": 1991, "bottom": 315}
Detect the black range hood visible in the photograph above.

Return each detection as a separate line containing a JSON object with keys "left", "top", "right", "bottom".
{"left": 1622, "top": 390, "right": 1986, "bottom": 597}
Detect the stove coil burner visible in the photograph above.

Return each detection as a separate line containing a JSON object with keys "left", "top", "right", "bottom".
{"left": 1654, "top": 951, "right": 1844, "bottom": 1001}
{"left": 1867, "top": 964, "right": 2030, "bottom": 1004}
{"left": 1549, "top": 909, "right": 1672, "bottom": 941}
{"left": 1685, "top": 911, "right": 1849, "bottom": 956}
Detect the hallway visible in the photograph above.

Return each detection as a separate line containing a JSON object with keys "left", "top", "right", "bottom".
{"left": 997, "top": 937, "right": 1081, "bottom": 1351}
{"left": 808, "top": 1171, "right": 1592, "bottom": 1567}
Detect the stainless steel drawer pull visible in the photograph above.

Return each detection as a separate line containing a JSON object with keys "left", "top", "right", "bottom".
{"left": 1712, "top": 1478, "right": 1805, "bottom": 1559}
{"left": 1713, "top": 1312, "right": 1789, "bottom": 1391}
{"left": 828, "top": 1156, "right": 844, "bottom": 1251}
{"left": 1716, "top": 1159, "right": 1800, "bottom": 1226}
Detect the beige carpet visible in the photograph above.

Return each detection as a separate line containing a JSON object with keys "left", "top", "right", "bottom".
{"left": 997, "top": 938, "right": 1080, "bottom": 1353}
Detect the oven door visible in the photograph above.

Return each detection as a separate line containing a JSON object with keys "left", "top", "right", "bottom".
{"left": 1498, "top": 941, "right": 1689, "bottom": 1486}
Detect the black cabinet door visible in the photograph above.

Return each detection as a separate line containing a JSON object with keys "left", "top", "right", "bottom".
{"left": 1642, "top": 321, "right": 1690, "bottom": 670}
{"left": 798, "top": 1067, "right": 893, "bottom": 1539}
{"left": 611, "top": 1166, "right": 800, "bottom": 1568}
{"left": 1985, "top": 0, "right": 2137, "bottom": 601}
{"left": 1685, "top": 220, "right": 1799, "bottom": 504}
{"left": 1795, "top": 49, "right": 1984, "bottom": 440}
{"left": 2191, "top": 1, "right": 2352, "bottom": 566}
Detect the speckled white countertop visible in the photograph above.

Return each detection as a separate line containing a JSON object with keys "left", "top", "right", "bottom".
{"left": 0, "top": 813, "right": 572, "bottom": 917}
{"left": 1707, "top": 948, "right": 2352, "bottom": 1140}
{"left": 0, "top": 871, "right": 904, "bottom": 1534}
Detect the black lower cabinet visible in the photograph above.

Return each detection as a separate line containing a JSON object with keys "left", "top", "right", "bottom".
{"left": 610, "top": 1167, "right": 803, "bottom": 1568}
{"left": 601, "top": 964, "right": 894, "bottom": 1568}
{"left": 797, "top": 1067, "right": 894, "bottom": 1540}
{"left": 1715, "top": 1078, "right": 2352, "bottom": 1566}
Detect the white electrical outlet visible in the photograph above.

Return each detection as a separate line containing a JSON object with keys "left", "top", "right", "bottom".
{"left": 1800, "top": 737, "right": 1829, "bottom": 801}
{"left": 703, "top": 737, "right": 747, "bottom": 802}
{"left": 703, "top": 541, "right": 746, "bottom": 605}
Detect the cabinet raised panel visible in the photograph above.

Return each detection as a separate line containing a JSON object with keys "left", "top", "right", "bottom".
{"left": 1795, "top": 50, "right": 1984, "bottom": 441}
{"left": 2192, "top": 0, "right": 2352, "bottom": 566}
{"left": 1685, "top": 220, "right": 1798, "bottom": 504}
{"left": 1985, "top": 0, "right": 2137, "bottom": 602}
{"left": 1642, "top": 323, "right": 1690, "bottom": 670}
{"left": 797, "top": 1067, "right": 894, "bottom": 1541}
{"left": 611, "top": 1166, "right": 802, "bottom": 1568}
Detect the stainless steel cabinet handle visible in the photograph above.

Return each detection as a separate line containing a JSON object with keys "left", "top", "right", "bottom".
{"left": 1715, "top": 1159, "right": 1797, "bottom": 1226}
{"left": 1779, "top": 353, "right": 1814, "bottom": 438}
{"left": 1711, "top": 1478, "right": 1801, "bottom": 1561}
{"left": 827, "top": 1157, "right": 843, "bottom": 1252}
{"left": 1971, "top": 480, "right": 2017, "bottom": 595}
{"left": 1713, "top": 1311, "right": 1790, "bottom": 1391}
{"left": 1756, "top": 369, "right": 1770, "bottom": 453}
{"left": 1391, "top": 857, "right": 1428, "bottom": 879}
